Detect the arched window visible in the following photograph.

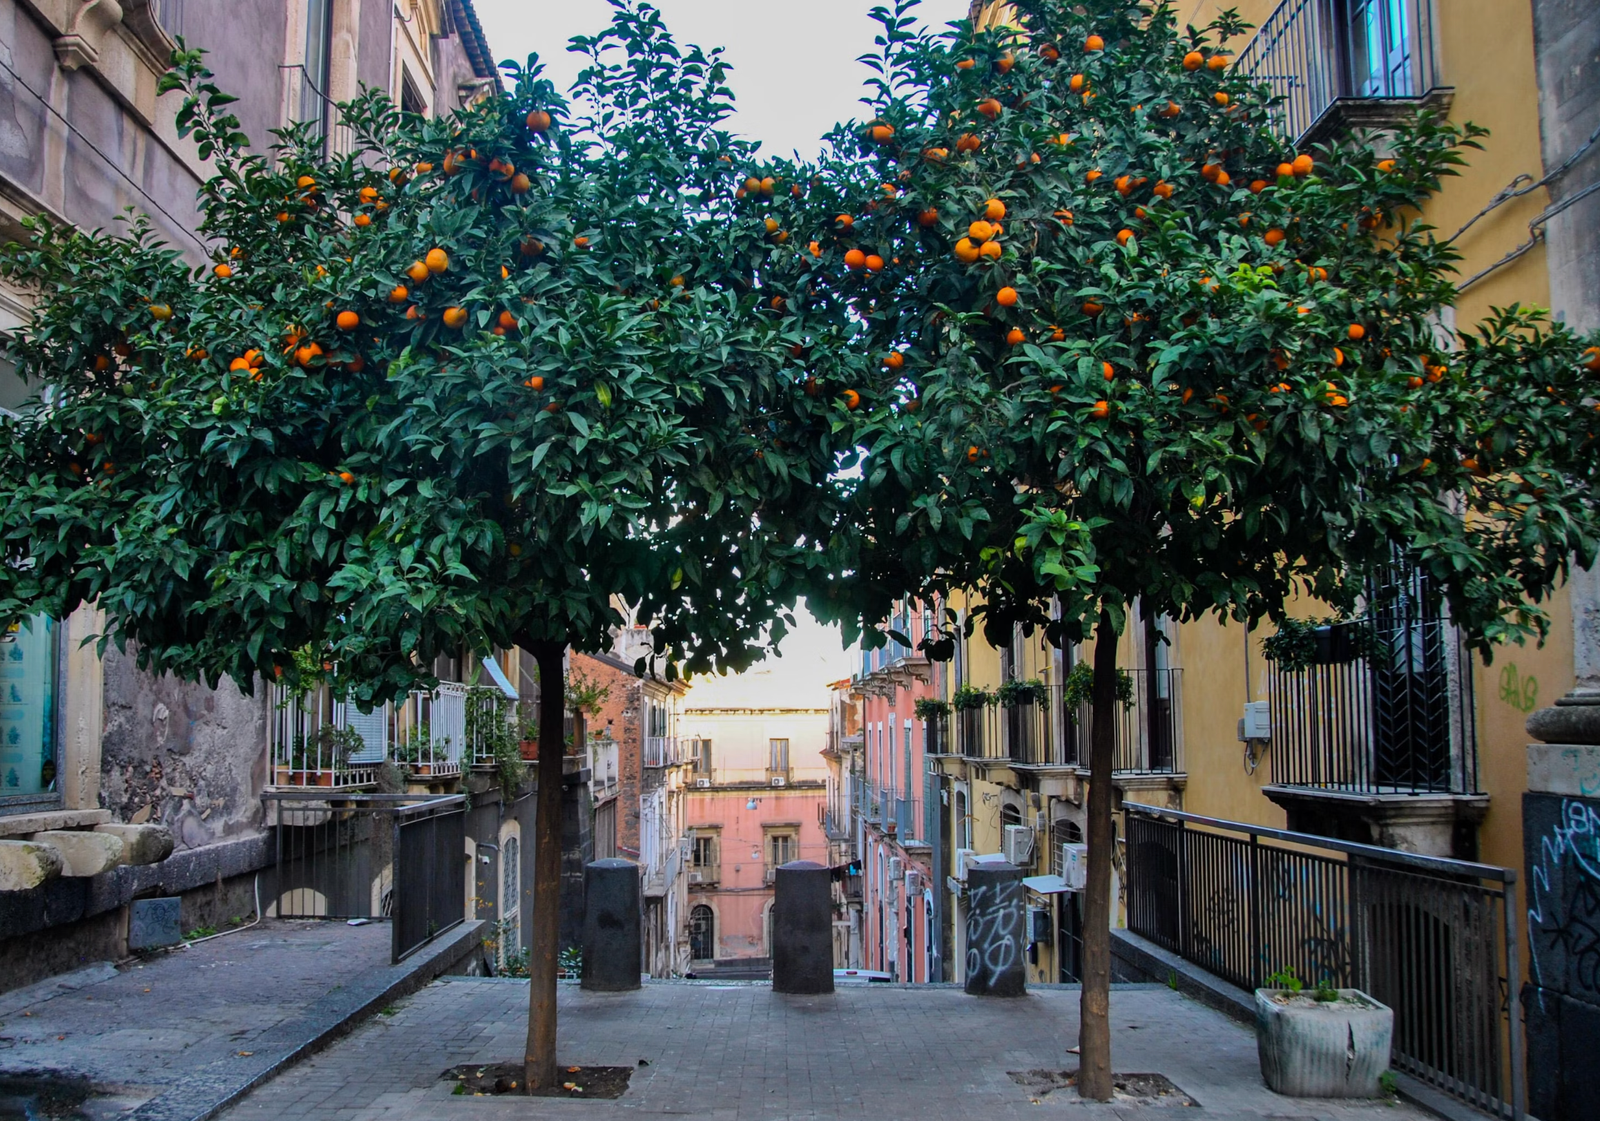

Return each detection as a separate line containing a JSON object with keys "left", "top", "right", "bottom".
{"left": 954, "top": 789, "right": 970, "bottom": 850}
{"left": 500, "top": 835, "right": 520, "bottom": 969}
{"left": 1050, "top": 818, "right": 1083, "bottom": 877}
{"left": 689, "top": 904, "right": 715, "bottom": 962}
{"left": 1000, "top": 802, "right": 1023, "bottom": 830}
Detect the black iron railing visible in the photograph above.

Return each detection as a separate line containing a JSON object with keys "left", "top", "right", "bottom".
{"left": 1236, "top": 0, "right": 1442, "bottom": 142}
{"left": 266, "top": 792, "right": 467, "bottom": 962}
{"left": 1125, "top": 804, "right": 1522, "bottom": 1119}
{"left": 1067, "top": 669, "right": 1185, "bottom": 774}
{"left": 1269, "top": 588, "right": 1477, "bottom": 795}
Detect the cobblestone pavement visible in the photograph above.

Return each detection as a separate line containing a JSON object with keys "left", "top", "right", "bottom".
{"left": 219, "top": 979, "right": 1434, "bottom": 1121}
{"left": 0, "top": 919, "right": 391, "bottom": 1106}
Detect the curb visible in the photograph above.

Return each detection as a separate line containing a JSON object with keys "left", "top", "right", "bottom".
{"left": 1110, "top": 929, "right": 1499, "bottom": 1121}
{"left": 121, "top": 920, "right": 485, "bottom": 1121}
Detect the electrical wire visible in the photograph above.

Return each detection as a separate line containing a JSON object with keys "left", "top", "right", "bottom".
{"left": 1448, "top": 116, "right": 1600, "bottom": 245}
{"left": 181, "top": 872, "right": 263, "bottom": 946}
{"left": 0, "top": 41, "right": 210, "bottom": 253}
{"left": 1456, "top": 177, "right": 1600, "bottom": 294}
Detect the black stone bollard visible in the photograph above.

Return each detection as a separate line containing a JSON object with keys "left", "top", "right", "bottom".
{"left": 772, "top": 860, "right": 834, "bottom": 994}
{"left": 581, "top": 858, "right": 641, "bottom": 991}
{"left": 965, "top": 861, "right": 1026, "bottom": 996}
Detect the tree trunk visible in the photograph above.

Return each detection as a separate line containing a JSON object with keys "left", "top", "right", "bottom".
{"left": 524, "top": 640, "right": 566, "bottom": 1091}
{"left": 1077, "top": 612, "right": 1118, "bottom": 1100}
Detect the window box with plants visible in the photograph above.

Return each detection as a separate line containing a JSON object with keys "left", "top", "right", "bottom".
{"left": 997, "top": 679, "right": 1046, "bottom": 708}
{"left": 278, "top": 725, "right": 365, "bottom": 787}
{"left": 1255, "top": 969, "right": 1394, "bottom": 1098}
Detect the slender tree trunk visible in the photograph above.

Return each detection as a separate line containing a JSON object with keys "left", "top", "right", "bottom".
{"left": 1077, "top": 612, "right": 1118, "bottom": 1100}
{"left": 525, "top": 640, "right": 565, "bottom": 1092}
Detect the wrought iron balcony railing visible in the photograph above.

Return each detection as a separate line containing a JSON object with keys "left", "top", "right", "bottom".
{"left": 1235, "top": 0, "right": 1442, "bottom": 143}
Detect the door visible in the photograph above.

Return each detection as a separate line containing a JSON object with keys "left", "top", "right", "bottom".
{"left": 689, "top": 904, "right": 715, "bottom": 962}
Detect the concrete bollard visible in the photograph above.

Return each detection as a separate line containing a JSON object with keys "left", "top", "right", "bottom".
{"left": 772, "top": 860, "right": 834, "bottom": 994}
{"left": 581, "top": 858, "right": 641, "bottom": 991}
{"left": 965, "top": 861, "right": 1026, "bottom": 997}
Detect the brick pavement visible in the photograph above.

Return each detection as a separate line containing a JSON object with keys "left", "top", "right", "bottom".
{"left": 218, "top": 979, "right": 1435, "bottom": 1121}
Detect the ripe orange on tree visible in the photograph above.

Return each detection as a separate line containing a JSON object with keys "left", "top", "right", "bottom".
{"left": 425, "top": 248, "right": 449, "bottom": 273}
{"left": 336, "top": 310, "right": 360, "bottom": 330}
{"left": 996, "top": 286, "right": 1019, "bottom": 307}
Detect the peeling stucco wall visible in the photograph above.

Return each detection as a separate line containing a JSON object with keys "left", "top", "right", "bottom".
{"left": 98, "top": 648, "right": 267, "bottom": 850}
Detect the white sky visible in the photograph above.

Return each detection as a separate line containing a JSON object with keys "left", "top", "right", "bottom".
{"left": 685, "top": 600, "right": 857, "bottom": 709}
{"left": 473, "top": 0, "right": 973, "bottom": 159}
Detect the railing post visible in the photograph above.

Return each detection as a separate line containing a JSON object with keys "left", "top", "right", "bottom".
{"left": 1503, "top": 875, "right": 1525, "bottom": 1121}
{"left": 1176, "top": 817, "right": 1188, "bottom": 960}
{"left": 1249, "top": 832, "right": 1262, "bottom": 989}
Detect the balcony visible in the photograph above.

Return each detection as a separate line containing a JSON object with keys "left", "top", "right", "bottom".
{"left": 269, "top": 681, "right": 469, "bottom": 788}
{"left": 464, "top": 686, "right": 521, "bottom": 768}
{"left": 945, "top": 673, "right": 1184, "bottom": 774}
{"left": 766, "top": 767, "right": 792, "bottom": 787}
{"left": 1236, "top": 0, "right": 1447, "bottom": 145}
{"left": 687, "top": 862, "right": 719, "bottom": 887}
{"left": 644, "top": 735, "right": 681, "bottom": 768}
{"left": 588, "top": 734, "right": 620, "bottom": 802}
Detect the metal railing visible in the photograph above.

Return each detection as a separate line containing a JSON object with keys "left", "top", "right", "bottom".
{"left": 1070, "top": 669, "right": 1185, "bottom": 775}
{"left": 924, "top": 713, "right": 952, "bottom": 756}
{"left": 265, "top": 792, "right": 467, "bottom": 962}
{"left": 947, "top": 672, "right": 1183, "bottom": 772}
{"left": 1236, "top": 0, "right": 1442, "bottom": 142}
{"left": 687, "top": 861, "right": 719, "bottom": 886}
{"left": 644, "top": 735, "right": 679, "bottom": 768}
{"left": 270, "top": 681, "right": 470, "bottom": 786}
{"left": 392, "top": 682, "right": 466, "bottom": 779}
{"left": 465, "top": 686, "right": 520, "bottom": 767}
{"left": 1124, "top": 803, "right": 1522, "bottom": 1119}
{"left": 1268, "top": 621, "right": 1477, "bottom": 795}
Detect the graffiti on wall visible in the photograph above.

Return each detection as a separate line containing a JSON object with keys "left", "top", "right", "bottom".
{"left": 1526, "top": 796, "right": 1600, "bottom": 1009}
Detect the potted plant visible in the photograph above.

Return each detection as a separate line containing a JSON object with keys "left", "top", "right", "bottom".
{"left": 1255, "top": 969, "right": 1394, "bottom": 1098}
{"left": 997, "top": 678, "right": 1046, "bottom": 708}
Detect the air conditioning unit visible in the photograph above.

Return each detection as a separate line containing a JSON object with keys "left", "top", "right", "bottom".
{"left": 888, "top": 856, "right": 903, "bottom": 881}
{"left": 1238, "top": 700, "right": 1271, "bottom": 741}
{"left": 905, "top": 869, "right": 921, "bottom": 894}
{"left": 771, "top": 776, "right": 786, "bottom": 787}
{"left": 1003, "top": 824, "right": 1035, "bottom": 866}
{"left": 688, "top": 871, "right": 704, "bottom": 884}
{"left": 953, "top": 847, "right": 977, "bottom": 882}
{"left": 695, "top": 778, "right": 711, "bottom": 788}
{"left": 1060, "top": 842, "right": 1088, "bottom": 891}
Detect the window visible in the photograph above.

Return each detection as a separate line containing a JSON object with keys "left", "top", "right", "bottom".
{"left": 0, "top": 356, "right": 33, "bottom": 416}
{"left": 299, "top": 0, "right": 334, "bottom": 145}
{"left": 689, "top": 904, "right": 714, "bottom": 961}
{"left": 690, "top": 737, "right": 712, "bottom": 776}
{"left": 765, "top": 829, "right": 798, "bottom": 880}
{"left": 0, "top": 614, "right": 59, "bottom": 813}
{"left": 1000, "top": 803, "right": 1023, "bottom": 830}
{"left": 768, "top": 738, "right": 790, "bottom": 780}
{"left": 692, "top": 833, "right": 718, "bottom": 869}
{"left": 954, "top": 788, "right": 971, "bottom": 850}
{"left": 499, "top": 835, "right": 520, "bottom": 970}
{"left": 399, "top": 66, "right": 427, "bottom": 116}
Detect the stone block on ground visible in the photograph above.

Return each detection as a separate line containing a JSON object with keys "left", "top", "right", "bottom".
{"left": 29, "top": 830, "right": 124, "bottom": 876}
{"left": 0, "top": 839, "right": 65, "bottom": 891}
{"left": 772, "top": 860, "right": 833, "bottom": 994}
{"left": 128, "top": 896, "right": 182, "bottom": 950}
{"left": 582, "top": 858, "right": 641, "bottom": 991}
{"left": 965, "top": 861, "right": 1025, "bottom": 997}
{"left": 94, "top": 822, "right": 175, "bottom": 866}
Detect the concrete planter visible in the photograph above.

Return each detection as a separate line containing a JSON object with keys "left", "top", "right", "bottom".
{"left": 1255, "top": 988, "right": 1393, "bottom": 1098}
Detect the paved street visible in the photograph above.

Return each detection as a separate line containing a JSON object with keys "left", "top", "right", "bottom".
{"left": 219, "top": 979, "right": 1432, "bottom": 1121}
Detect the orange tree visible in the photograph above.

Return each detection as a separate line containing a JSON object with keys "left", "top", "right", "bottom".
{"left": 0, "top": 3, "right": 870, "bottom": 1091}
{"left": 801, "top": 0, "right": 1600, "bottom": 1098}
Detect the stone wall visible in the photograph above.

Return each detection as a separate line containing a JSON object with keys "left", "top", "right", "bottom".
{"left": 98, "top": 648, "right": 268, "bottom": 851}
{"left": 1531, "top": 0, "right": 1600, "bottom": 336}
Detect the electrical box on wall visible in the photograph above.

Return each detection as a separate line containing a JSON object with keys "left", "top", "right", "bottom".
{"left": 1238, "top": 701, "right": 1271, "bottom": 741}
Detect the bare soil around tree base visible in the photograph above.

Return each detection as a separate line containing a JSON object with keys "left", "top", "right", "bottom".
{"left": 1007, "top": 1070, "right": 1197, "bottom": 1106}
{"left": 444, "top": 1062, "right": 633, "bottom": 1099}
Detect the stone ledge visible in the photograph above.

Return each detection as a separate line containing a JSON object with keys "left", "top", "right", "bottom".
{"left": 0, "top": 831, "right": 272, "bottom": 942}
{"left": 0, "top": 809, "right": 112, "bottom": 839}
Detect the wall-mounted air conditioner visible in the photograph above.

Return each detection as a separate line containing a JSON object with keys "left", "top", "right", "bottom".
{"left": 953, "top": 847, "right": 977, "bottom": 882}
{"left": 695, "top": 778, "right": 711, "bottom": 788}
{"left": 771, "top": 776, "right": 787, "bottom": 787}
{"left": 888, "top": 856, "right": 903, "bottom": 881}
{"left": 1060, "top": 842, "right": 1088, "bottom": 891}
{"left": 688, "top": 871, "right": 704, "bottom": 884}
{"left": 1003, "top": 824, "right": 1035, "bottom": 866}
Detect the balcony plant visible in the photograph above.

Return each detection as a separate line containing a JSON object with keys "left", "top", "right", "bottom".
{"left": 1261, "top": 615, "right": 1390, "bottom": 672}
{"left": 951, "top": 684, "right": 994, "bottom": 711}
{"left": 913, "top": 697, "right": 950, "bottom": 719}
{"left": 1255, "top": 968, "right": 1394, "bottom": 1097}
{"left": 285, "top": 724, "right": 363, "bottom": 786}
{"left": 997, "top": 678, "right": 1046, "bottom": 708}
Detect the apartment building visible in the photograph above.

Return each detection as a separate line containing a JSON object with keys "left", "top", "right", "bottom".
{"left": 0, "top": 0, "right": 498, "bottom": 990}
{"left": 680, "top": 666, "right": 829, "bottom": 976}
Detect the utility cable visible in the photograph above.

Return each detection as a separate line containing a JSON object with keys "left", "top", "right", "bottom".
{"left": 0, "top": 40, "right": 210, "bottom": 253}
{"left": 1457, "top": 177, "right": 1600, "bottom": 294}
{"left": 1448, "top": 116, "right": 1600, "bottom": 245}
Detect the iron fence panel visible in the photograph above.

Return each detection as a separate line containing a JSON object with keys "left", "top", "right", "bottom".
{"left": 1124, "top": 804, "right": 1520, "bottom": 1119}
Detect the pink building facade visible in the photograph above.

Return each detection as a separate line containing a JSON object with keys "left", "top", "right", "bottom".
{"left": 853, "top": 600, "right": 941, "bottom": 983}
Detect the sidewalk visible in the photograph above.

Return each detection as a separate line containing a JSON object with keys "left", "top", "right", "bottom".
{"left": 0, "top": 918, "right": 483, "bottom": 1121}
{"left": 217, "top": 979, "right": 1435, "bottom": 1121}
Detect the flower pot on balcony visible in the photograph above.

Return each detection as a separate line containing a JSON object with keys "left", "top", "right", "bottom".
{"left": 274, "top": 765, "right": 294, "bottom": 785}
{"left": 520, "top": 739, "right": 539, "bottom": 761}
{"left": 1255, "top": 988, "right": 1393, "bottom": 1098}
